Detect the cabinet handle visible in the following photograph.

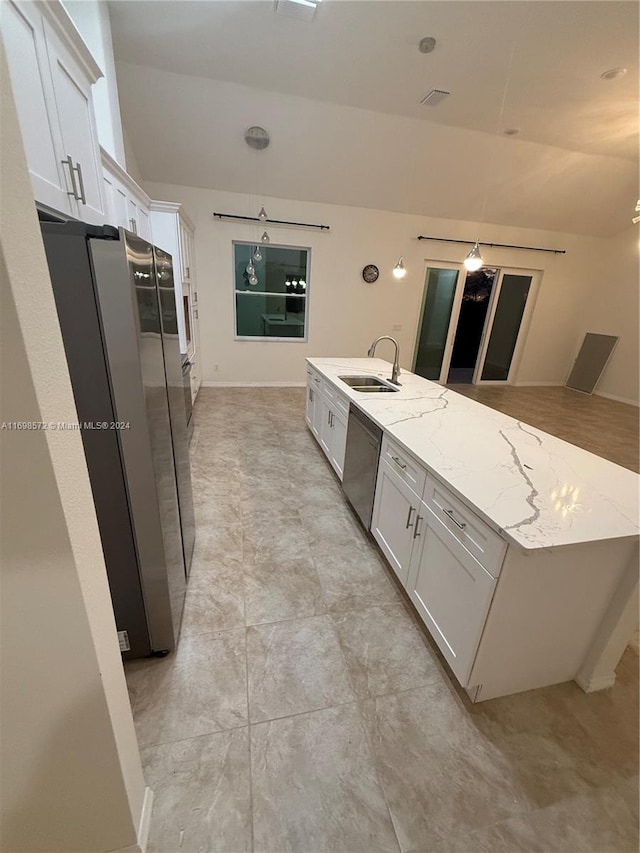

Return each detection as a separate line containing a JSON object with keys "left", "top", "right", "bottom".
{"left": 186, "top": 266, "right": 190, "bottom": 278}
{"left": 308, "top": 388, "right": 313, "bottom": 402}
{"left": 74, "top": 161, "right": 86, "bottom": 204}
{"left": 129, "top": 218, "right": 137, "bottom": 234}
{"left": 413, "top": 514, "right": 423, "bottom": 538}
{"left": 391, "top": 455, "right": 407, "bottom": 470}
{"left": 194, "top": 308, "right": 198, "bottom": 319}
{"left": 444, "top": 508, "right": 466, "bottom": 530}
{"left": 405, "top": 506, "right": 415, "bottom": 529}
{"left": 62, "top": 155, "right": 80, "bottom": 200}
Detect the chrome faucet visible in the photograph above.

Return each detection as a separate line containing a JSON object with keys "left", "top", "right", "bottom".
{"left": 367, "top": 335, "right": 401, "bottom": 385}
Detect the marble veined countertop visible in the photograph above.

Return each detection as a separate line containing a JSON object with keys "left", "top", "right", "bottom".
{"left": 307, "top": 357, "right": 639, "bottom": 552}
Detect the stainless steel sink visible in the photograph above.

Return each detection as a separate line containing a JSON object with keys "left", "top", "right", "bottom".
{"left": 338, "top": 375, "right": 399, "bottom": 393}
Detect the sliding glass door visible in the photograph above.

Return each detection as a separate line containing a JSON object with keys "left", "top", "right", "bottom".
{"left": 413, "top": 265, "right": 460, "bottom": 380}
{"left": 413, "top": 263, "right": 538, "bottom": 386}
{"left": 474, "top": 271, "right": 535, "bottom": 384}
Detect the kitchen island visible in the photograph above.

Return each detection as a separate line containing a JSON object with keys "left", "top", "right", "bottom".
{"left": 306, "top": 357, "right": 639, "bottom": 702}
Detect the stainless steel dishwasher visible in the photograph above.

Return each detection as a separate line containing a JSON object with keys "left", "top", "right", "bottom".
{"left": 342, "top": 404, "right": 383, "bottom": 530}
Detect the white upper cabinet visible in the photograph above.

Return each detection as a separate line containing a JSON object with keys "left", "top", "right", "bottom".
{"left": 1, "top": 0, "right": 105, "bottom": 223}
{"left": 1, "top": 1, "right": 68, "bottom": 211}
{"left": 101, "top": 147, "right": 152, "bottom": 240}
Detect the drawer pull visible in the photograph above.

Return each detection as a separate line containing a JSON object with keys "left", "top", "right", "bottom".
{"left": 413, "top": 514, "right": 423, "bottom": 538}
{"left": 444, "top": 508, "right": 466, "bottom": 530}
{"left": 391, "top": 455, "right": 407, "bottom": 470}
{"left": 406, "top": 506, "right": 415, "bottom": 529}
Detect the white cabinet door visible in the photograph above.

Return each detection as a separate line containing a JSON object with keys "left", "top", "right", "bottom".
{"left": 44, "top": 18, "right": 103, "bottom": 223}
{"left": 136, "top": 205, "right": 151, "bottom": 241}
{"left": 329, "top": 408, "right": 348, "bottom": 480}
{"left": 1, "top": 0, "right": 71, "bottom": 213}
{"left": 318, "top": 395, "right": 332, "bottom": 456}
{"left": 371, "top": 458, "right": 421, "bottom": 586}
{"left": 305, "top": 381, "right": 316, "bottom": 429}
{"left": 406, "top": 505, "right": 497, "bottom": 685}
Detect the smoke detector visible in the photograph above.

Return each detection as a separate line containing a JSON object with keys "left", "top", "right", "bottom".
{"left": 418, "top": 37, "right": 436, "bottom": 54}
{"left": 420, "top": 89, "right": 450, "bottom": 107}
{"left": 245, "top": 126, "right": 270, "bottom": 150}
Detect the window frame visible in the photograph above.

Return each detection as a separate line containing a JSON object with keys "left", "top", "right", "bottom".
{"left": 232, "top": 240, "right": 311, "bottom": 342}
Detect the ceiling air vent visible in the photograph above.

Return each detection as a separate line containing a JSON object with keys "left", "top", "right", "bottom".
{"left": 420, "top": 89, "right": 450, "bottom": 107}
{"left": 274, "top": 0, "right": 321, "bottom": 22}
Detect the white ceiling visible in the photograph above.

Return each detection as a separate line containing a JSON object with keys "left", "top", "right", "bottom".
{"left": 109, "top": 0, "right": 639, "bottom": 160}
{"left": 110, "top": 0, "right": 639, "bottom": 237}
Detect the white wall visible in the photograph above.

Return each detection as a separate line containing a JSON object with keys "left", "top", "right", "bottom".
{"left": 571, "top": 226, "right": 639, "bottom": 405}
{"left": 63, "top": 0, "right": 126, "bottom": 166}
{"left": 0, "top": 43, "right": 147, "bottom": 853}
{"left": 145, "top": 181, "right": 614, "bottom": 389}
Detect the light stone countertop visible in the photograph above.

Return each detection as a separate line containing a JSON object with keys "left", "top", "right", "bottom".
{"left": 307, "top": 357, "right": 640, "bottom": 552}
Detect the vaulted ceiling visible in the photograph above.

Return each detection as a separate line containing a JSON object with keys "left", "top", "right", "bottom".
{"left": 110, "top": 0, "right": 639, "bottom": 236}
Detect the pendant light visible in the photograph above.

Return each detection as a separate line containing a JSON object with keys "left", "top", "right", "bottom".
{"left": 463, "top": 240, "right": 483, "bottom": 271}
{"left": 261, "top": 231, "right": 270, "bottom": 244}
{"left": 258, "top": 206, "right": 268, "bottom": 221}
{"left": 246, "top": 261, "right": 256, "bottom": 276}
{"left": 253, "top": 245, "right": 262, "bottom": 262}
{"left": 248, "top": 273, "right": 258, "bottom": 286}
{"left": 464, "top": 44, "right": 517, "bottom": 269}
{"left": 392, "top": 257, "right": 407, "bottom": 279}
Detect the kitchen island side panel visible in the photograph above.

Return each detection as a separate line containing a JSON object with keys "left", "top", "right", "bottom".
{"left": 466, "top": 537, "right": 637, "bottom": 702}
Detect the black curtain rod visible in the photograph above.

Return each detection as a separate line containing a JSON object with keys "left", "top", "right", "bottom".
{"left": 213, "top": 212, "right": 330, "bottom": 231}
{"left": 417, "top": 235, "right": 565, "bottom": 255}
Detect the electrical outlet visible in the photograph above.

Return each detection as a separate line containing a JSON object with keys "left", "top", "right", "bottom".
{"left": 392, "top": 324, "right": 402, "bottom": 332}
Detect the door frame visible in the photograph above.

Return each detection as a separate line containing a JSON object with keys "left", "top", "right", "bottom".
{"left": 413, "top": 261, "right": 542, "bottom": 386}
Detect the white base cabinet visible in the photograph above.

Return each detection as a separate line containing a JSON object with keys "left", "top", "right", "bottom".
{"left": 406, "top": 505, "right": 499, "bottom": 685}
{"left": 371, "top": 458, "right": 421, "bottom": 586}
{"left": 306, "top": 367, "right": 349, "bottom": 480}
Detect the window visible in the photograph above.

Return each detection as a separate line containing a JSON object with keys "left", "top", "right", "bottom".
{"left": 233, "top": 241, "right": 310, "bottom": 340}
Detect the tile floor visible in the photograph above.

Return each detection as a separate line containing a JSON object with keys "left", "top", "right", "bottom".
{"left": 126, "top": 387, "right": 639, "bottom": 853}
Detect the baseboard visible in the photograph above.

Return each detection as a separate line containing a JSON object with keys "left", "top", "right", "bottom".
{"left": 137, "top": 787, "right": 154, "bottom": 852}
{"left": 575, "top": 671, "right": 616, "bottom": 693}
{"left": 513, "top": 381, "right": 563, "bottom": 387}
{"left": 200, "top": 380, "right": 306, "bottom": 388}
{"left": 594, "top": 390, "right": 639, "bottom": 407}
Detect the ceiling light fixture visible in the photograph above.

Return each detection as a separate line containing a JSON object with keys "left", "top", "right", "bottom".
{"left": 392, "top": 257, "right": 407, "bottom": 280}
{"left": 600, "top": 67, "right": 627, "bottom": 80}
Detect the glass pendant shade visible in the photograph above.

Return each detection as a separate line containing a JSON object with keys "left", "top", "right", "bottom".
{"left": 261, "top": 231, "right": 270, "bottom": 244}
{"left": 253, "top": 246, "right": 262, "bottom": 262}
{"left": 248, "top": 274, "right": 258, "bottom": 286}
{"left": 258, "top": 206, "right": 268, "bottom": 221}
{"left": 463, "top": 241, "right": 483, "bottom": 271}
{"left": 246, "top": 262, "right": 255, "bottom": 276}
{"left": 392, "top": 257, "right": 407, "bottom": 279}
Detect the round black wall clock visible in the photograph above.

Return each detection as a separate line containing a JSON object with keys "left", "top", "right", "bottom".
{"left": 362, "top": 264, "right": 379, "bottom": 283}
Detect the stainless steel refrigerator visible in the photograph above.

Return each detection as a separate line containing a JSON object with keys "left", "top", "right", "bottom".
{"left": 40, "top": 217, "right": 195, "bottom": 658}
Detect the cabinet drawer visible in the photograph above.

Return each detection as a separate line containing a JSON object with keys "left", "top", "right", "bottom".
{"left": 307, "top": 368, "right": 322, "bottom": 389}
{"left": 332, "top": 388, "right": 349, "bottom": 418}
{"left": 422, "top": 476, "right": 506, "bottom": 576}
{"left": 380, "top": 435, "right": 427, "bottom": 500}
